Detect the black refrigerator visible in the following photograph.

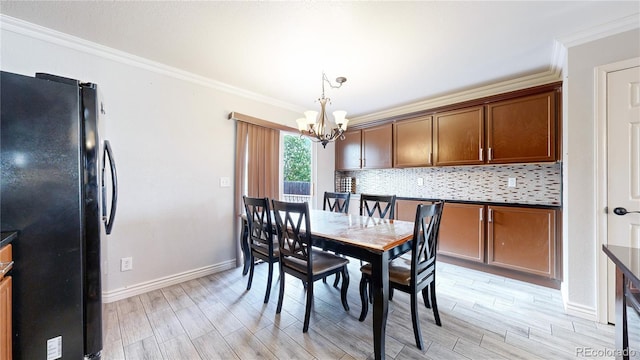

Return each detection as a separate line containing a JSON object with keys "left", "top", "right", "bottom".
{"left": 0, "top": 71, "right": 118, "bottom": 359}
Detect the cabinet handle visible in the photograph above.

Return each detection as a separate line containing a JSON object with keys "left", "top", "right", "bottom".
{"left": 488, "top": 148, "right": 493, "bottom": 161}
{"left": 488, "top": 209, "right": 493, "bottom": 223}
{"left": 0, "top": 261, "right": 13, "bottom": 275}
{"left": 480, "top": 148, "right": 484, "bottom": 161}
{"left": 479, "top": 208, "right": 484, "bottom": 221}
{"left": 429, "top": 152, "right": 433, "bottom": 165}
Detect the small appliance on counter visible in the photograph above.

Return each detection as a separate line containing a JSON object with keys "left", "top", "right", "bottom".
{"left": 338, "top": 177, "right": 355, "bottom": 193}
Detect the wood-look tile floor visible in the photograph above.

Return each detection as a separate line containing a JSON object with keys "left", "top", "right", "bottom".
{"left": 102, "top": 261, "right": 640, "bottom": 360}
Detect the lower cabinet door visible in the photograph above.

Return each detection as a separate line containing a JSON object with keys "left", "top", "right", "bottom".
{"left": 487, "top": 206, "right": 556, "bottom": 278}
{"left": 438, "top": 203, "right": 485, "bottom": 262}
{"left": 0, "top": 275, "right": 11, "bottom": 360}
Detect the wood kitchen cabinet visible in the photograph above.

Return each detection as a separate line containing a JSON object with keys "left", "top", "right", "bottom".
{"left": 336, "top": 124, "right": 393, "bottom": 170}
{"left": 394, "top": 115, "right": 432, "bottom": 168}
{"left": 0, "top": 243, "right": 12, "bottom": 360}
{"left": 335, "top": 129, "right": 362, "bottom": 170}
{"left": 362, "top": 124, "right": 393, "bottom": 169}
{"left": 486, "top": 91, "right": 557, "bottom": 163}
{"left": 438, "top": 203, "right": 485, "bottom": 262}
{"left": 433, "top": 106, "right": 485, "bottom": 166}
{"left": 487, "top": 206, "right": 556, "bottom": 278}
{"left": 435, "top": 202, "right": 559, "bottom": 284}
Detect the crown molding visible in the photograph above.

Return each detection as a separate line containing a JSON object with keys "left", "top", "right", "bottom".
{"left": 557, "top": 13, "right": 640, "bottom": 48}
{"left": 0, "top": 15, "right": 305, "bottom": 113}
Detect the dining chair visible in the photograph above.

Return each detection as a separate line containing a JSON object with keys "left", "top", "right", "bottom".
{"left": 360, "top": 193, "right": 396, "bottom": 219}
{"left": 359, "top": 194, "right": 397, "bottom": 276}
{"left": 271, "top": 200, "right": 350, "bottom": 333}
{"left": 243, "top": 196, "right": 279, "bottom": 304}
{"left": 322, "top": 191, "right": 351, "bottom": 286}
{"left": 323, "top": 191, "right": 351, "bottom": 213}
{"left": 358, "top": 201, "right": 444, "bottom": 350}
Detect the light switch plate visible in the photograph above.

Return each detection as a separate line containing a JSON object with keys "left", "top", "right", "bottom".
{"left": 508, "top": 177, "right": 517, "bottom": 187}
{"left": 220, "top": 177, "right": 231, "bottom": 187}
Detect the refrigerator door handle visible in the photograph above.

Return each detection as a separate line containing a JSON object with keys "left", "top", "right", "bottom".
{"left": 102, "top": 140, "right": 118, "bottom": 234}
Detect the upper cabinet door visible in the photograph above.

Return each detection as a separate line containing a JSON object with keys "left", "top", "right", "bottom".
{"left": 394, "top": 115, "right": 433, "bottom": 168}
{"left": 486, "top": 91, "right": 556, "bottom": 163}
{"left": 433, "top": 106, "right": 485, "bottom": 166}
{"left": 335, "top": 129, "right": 362, "bottom": 170}
{"left": 362, "top": 123, "right": 393, "bottom": 169}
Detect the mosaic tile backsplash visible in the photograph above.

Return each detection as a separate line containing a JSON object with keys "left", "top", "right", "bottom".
{"left": 336, "top": 163, "right": 561, "bottom": 206}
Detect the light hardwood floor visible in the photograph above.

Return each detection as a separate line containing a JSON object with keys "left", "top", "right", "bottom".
{"left": 102, "top": 260, "right": 640, "bottom": 360}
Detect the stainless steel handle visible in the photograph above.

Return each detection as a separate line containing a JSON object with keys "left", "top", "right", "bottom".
{"left": 480, "top": 148, "right": 484, "bottom": 161}
{"left": 614, "top": 207, "right": 640, "bottom": 215}
{"left": 479, "top": 207, "right": 484, "bottom": 221}
{"left": 488, "top": 208, "right": 493, "bottom": 223}
{"left": 102, "top": 140, "right": 118, "bottom": 235}
{"left": 488, "top": 148, "right": 493, "bottom": 161}
{"left": 0, "top": 261, "right": 14, "bottom": 275}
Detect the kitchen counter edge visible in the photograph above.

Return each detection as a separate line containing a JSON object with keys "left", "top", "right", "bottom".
{"left": 0, "top": 231, "right": 18, "bottom": 248}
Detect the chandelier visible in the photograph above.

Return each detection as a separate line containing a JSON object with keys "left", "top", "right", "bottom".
{"left": 296, "top": 72, "right": 349, "bottom": 148}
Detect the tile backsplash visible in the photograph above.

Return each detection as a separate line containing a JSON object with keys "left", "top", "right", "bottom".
{"left": 336, "top": 163, "right": 561, "bottom": 206}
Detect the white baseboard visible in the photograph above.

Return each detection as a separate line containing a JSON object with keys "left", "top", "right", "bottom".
{"left": 102, "top": 259, "right": 237, "bottom": 303}
{"left": 564, "top": 300, "right": 598, "bottom": 322}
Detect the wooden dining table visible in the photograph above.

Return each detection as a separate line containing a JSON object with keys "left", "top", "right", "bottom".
{"left": 240, "top": 208, "right": 416, "bottom": 360}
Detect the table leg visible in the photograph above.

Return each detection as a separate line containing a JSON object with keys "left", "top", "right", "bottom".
{"left": 241, "top": 218, "right": 250, "bottom": 276}
{"left": 370, "top": 251, "right": 389, "bottom": 360}
{"left": 615, "top": 266, "right": 629, "bottom": 360}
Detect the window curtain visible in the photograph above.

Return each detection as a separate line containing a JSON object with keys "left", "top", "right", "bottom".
{"left": 234, "top": 120, "right": 280, "bottom": 266}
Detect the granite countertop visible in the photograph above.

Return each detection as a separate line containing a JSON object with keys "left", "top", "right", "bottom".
{"left": 0, "top": 231, "right": 17, "bottom": 248}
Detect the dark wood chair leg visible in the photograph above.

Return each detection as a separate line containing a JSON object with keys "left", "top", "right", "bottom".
{"left": 389, "top": 287, "right": 394, "bottom": 301}
{"left": 359, "top": 275, "right": 369, "bottom": 321}
{"left": 333, "top": 272, "right": 341, "bottom": 288}
{"left": 430, "top": 280, "right": 441, "bottom": 326}
{"left": 422, "top": 286, "right": 431, "bottom": 308}
{"left": 247, "top": 256, "right": 255, "bottom": 290}
{"left": 411, "top": 291, "right": 424, "bottom": 350}
{"left": 340, "top": 267, "right": 350, "bottom": 311}
{"left": 264, "top": 261, "right": 273, "bottom": 303}
{"left": 276, "top": 269, "right": 285, "bottom": 314}
{"left": 303, "top": 281, "right": 314, "bottom": 333}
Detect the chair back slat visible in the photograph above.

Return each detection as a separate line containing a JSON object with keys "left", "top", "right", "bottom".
{"left": 323, "top": 192, "right": 351, "bottom": 213}
{"left": 272, "top": 200, "right": 312, "bottom": 271}
{"left": 360, "top": 194, "right": 396, "bottom": 219}
{"left": 411, "top": 202, "right": 444, "bottom": 287}
{"left": 243, "top": 196, "right": 275, "bottom": 252}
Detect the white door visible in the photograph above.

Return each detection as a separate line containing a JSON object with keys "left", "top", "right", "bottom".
{"left": 607, "top": 64, "right": 640, "bottom": 322}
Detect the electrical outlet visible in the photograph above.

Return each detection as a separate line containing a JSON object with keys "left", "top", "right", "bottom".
{"left": 417, "top": 177, "right": 424, "bottom": 186}
{"left": 121, "top": 257, "right": 133, "bottom": 272}
{"left": 219, "top": 177, "right": 231, "bottom": 187}
{"left": 508, "top": 177, "right": 517, "bottom": 188}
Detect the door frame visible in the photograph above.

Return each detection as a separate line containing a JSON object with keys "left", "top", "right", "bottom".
{"left": 595, "top": 57, "right": 640, "bottom": 323}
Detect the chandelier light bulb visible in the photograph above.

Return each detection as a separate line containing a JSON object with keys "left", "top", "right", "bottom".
{"left": 304, "top": 110, "right": 318, "bottom": 126}
{"left": 296, "top": 118, "right": 308, "bottom": 131}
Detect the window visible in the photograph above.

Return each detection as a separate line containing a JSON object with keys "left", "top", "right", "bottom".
{"left": 281, "top": 133, "right": 313, "bottom": 205}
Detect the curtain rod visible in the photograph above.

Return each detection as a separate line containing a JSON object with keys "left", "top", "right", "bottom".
{"left": 228, "top": 112, "right": 296, "bottom": 132}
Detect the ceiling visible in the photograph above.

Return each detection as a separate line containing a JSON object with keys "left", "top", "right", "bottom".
{"left": 1, "top": 1, "right": 639, "bottom": 119}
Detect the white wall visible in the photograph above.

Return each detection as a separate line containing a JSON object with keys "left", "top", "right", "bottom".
{"left": 0, "top": 17, "right": 305, "bottom": 300}
{"left": 563, "top": 29, "right": 640, "bottom": 318}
